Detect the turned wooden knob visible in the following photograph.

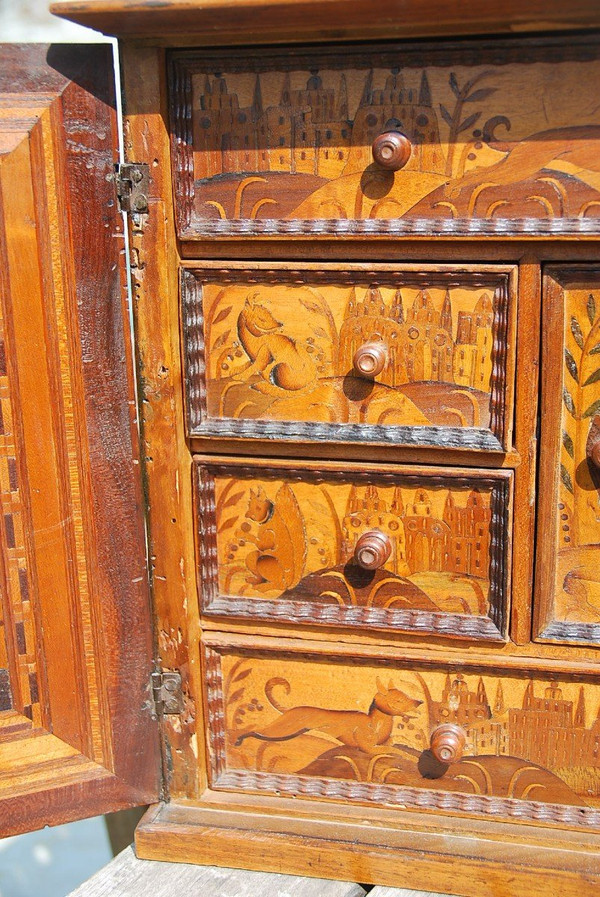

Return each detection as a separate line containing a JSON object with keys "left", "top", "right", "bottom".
{"left": 354, "top": 530, "right": 392, "bottom": 570}
{"left": 353, "top": 341, "right": 388, "bottom": 378}
{"left": 586, "top": 419, "right": 600, "bottom": 467}
{"left": 372, "top": 131, "right": 411, "bottom": 171}
{"left": 430, "top": 724, "right": 466, "bottom": 764}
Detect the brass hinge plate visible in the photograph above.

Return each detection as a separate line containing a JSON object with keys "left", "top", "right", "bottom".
{"left": 115, "top": 162, "right": 149, "bottom": 214}
{"left": 151, "top": 670, "right": 183, "bottom": 717}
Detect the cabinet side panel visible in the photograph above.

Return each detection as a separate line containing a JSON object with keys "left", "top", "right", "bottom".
{"left": 121, "top": 43, "right": 203, "bottom": 798}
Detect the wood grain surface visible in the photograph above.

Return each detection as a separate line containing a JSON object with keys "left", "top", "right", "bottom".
{"left": 50, "top": 0, "right": 600, "bottom": 44}
{"left": 0, "top": 43, "right": 158, "bottom": 836}
{"left": 136, "top": 796, "right": 600, "bottom": 895}
{"left": 370, "top": 890, "right": 453, "bottom": 897}
{"left": 121, "top": 44, "right": 202, "bottom": 798}
{"left": 68, "top": 845, "right": 367, "bottom": 897}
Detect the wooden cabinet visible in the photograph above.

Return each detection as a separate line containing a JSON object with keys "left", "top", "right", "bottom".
{"left": 4, "top": 1, "right": 600, "bottom": 894}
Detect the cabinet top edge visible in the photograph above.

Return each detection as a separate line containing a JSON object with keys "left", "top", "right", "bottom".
{"left": 49, "top": 0, "right": 600, "bottom": 44}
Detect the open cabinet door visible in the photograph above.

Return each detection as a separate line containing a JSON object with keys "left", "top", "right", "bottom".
{"left": 0, "top": 44, "right": 160, "bottom": 836}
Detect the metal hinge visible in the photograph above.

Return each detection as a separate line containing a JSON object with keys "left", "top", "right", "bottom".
{"left": 115, "top": 162, "right": 149, "bottom": 214}
{"left": 151, "top": 670, "right": 183, "bottom": 716}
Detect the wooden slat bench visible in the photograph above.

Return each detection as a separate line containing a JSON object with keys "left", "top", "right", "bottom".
{"left": 67, "top": 846, "right": 451, "bottom": 896}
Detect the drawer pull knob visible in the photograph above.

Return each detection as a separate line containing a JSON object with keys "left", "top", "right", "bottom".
{"left": 430, "top": 724, "right": 466, "bottom": 764}
{"left": 586, "top": 418, "right": 600, "bottom": 467}
{"left": 372, "top": 131, "right": 411, "bottom": 171}
{"left": 353, "top": 341, "right": 388, "bottom": 378}
{"left": 354, "top": 530, "right": 392, "bottom": 570}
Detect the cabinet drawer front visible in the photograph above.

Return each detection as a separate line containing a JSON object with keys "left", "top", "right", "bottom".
{"left": 195, "top": 457, "right": 512, "bottom": 640}
{"left": 204, "top": 638, "right": 600, "bottom": 829}
{"left": 536, "top": 266, "right": 600, "bottom": 644}
{"left": 183, "top": 263, "right": 516, "bottom": 452}
{"left": 170, "top": 37, "right": 600, "bottom": 240}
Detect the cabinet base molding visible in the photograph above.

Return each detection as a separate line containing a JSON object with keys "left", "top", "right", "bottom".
{"left": 135, "top": 795, "right": 600, "bottom": 896}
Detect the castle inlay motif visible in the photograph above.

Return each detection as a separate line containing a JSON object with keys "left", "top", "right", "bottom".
{"left": 195, "top": 69, "right": 443, "bottom": 182}
{"left": 195, "top": 274, "right": 504, "bottom": 439}
{"left": 178, "top": 53, "right": 600, "bottom": 228}
{"left": 210, "top": 475, "right": 499, "bottom": 620}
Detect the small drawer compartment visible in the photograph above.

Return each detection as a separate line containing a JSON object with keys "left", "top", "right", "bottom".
{"left": 194, "top": 456, "right": 512, "bottom": 640}
{"left": 535, "top": 266, "right": 600, "bottom": 644}
{"left": 204, "top": 636, "right": 600, "bottom": 828}
{"left": 169, "top": 36, "right": 600, "bottom": 240}
{"left": 183, "top": 262, "right": 516, "bottom": 452}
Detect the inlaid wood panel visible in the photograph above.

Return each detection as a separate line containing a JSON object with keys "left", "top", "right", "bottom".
{"left": 183, "top": 263, "right": 516, "bottom": 451}
{"left": 0, "top": 44, "right": 158, "bottom": 836}
{"left": 170, "top": 36, "right": 600, "bottom": 239}
{"left": 204, "top": 638, "right": 600, "bottom": 828}
{"left": 195, "top": 457, "right": 512, "bottom": 640}
{"left": 0, "top": 604, "right": 12, "bottom": 713}
{"left": 535, "top": 267, "right": 600, "bottom": 644}
{"left": 0, "top": 283, "right": 38, "bottom": 723}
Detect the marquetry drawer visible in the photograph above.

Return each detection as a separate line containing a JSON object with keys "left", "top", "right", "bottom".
{"left": 535, "top": 265, "right": 600, "bottom": 645}
{"left": 169, "top": 36, "right": 600, "bottom": 241}
{"left": 204, "top": 635, "right": 600, "bottom": 829}
{"left": 194, "top": 456, "right": 512, "bottom": 641}
{"left": 183, "top": 262, "right": 516, "bottom": 452}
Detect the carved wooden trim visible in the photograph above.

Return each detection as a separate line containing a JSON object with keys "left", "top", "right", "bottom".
{"left": 541, "top": 621, "right": 600, "bottom": 643}
{"left": 205, "top": 645, "right": 226, "bottom": 779}
{"left": 194, "top": 459, "right": 511, "bottom": 641}
{"left": 213, "top": 768, "right": 600, "bottom": 827}
{"left": 182, "top": 268, "right": 205, "bottom": 434}
{"left": 171, "top": 35, "right": 600, "bottom": 77}
{"left": 179, "top": 218, "right": 600, "bottom": 238}
{"left": 203, "top": 643, "right": 600, "bottom": 829}
{"left": 489, "top": 476, "right": 510, "bottom": 637}
{"left": 169, "top": 35, "right": 600, "bottom": 239}
{"left": 181, "top": 266, "right": 513, "bottom": 452}
{"left": 489, "top": 273, "right": 510, "bottom": 448}
{"left": 170, "top": 58, "right": 194, "bottom": 235}
{"left": 190, "top": 419, "right": 503, "bottom": 450}
{"left": 205, "top": 596, "right": 504, "bottom": 639}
